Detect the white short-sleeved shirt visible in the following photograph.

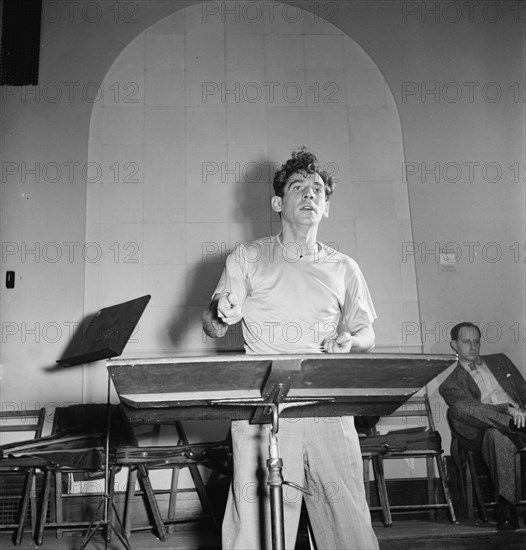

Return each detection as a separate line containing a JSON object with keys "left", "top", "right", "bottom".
{"left": 213, "top": 235, "right": 376, "bottom": 355}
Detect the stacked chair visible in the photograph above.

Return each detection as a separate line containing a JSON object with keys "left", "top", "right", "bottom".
{"left": 35, "top": 403, "right": 166, "bottom": 545}
{"left": 2, "top": 403, "right": 231, "bottom": 546}
{"left": 0, "top": 408, "right": 46, "bottom": 544}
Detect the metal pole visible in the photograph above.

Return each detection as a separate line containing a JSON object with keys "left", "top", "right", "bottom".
{"left": 103, "top": 372, "right": 111, "bottom": 545}
{"left": 267, "top": 405, "right": 285, "bottom": 550}
{"left": 80, "top": 373, "right": 131, "bottom": 550}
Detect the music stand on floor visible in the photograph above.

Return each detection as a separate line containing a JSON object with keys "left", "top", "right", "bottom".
{"left": 56, "top": 295, "right": 151, "bottom": 550}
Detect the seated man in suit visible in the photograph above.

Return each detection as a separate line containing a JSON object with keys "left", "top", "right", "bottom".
{"left": 439, "top": 322, "right": 526, "bottom": 530}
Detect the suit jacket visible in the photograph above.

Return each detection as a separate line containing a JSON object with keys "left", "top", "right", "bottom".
{"left": 439, "top": 353, "right": 526, "bottom": 449}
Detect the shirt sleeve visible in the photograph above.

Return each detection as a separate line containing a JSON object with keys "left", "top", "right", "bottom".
{"left": 212, "top": 244, "right": 249, "bottom": 303}
{"left": 341, "top": 261, "right": 377, "bottom": 333}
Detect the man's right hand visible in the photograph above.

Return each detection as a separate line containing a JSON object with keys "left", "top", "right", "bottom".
{"left": 509, "top": 405, "right": 526, "bottom": 429}
{"left": 217, "top": 293, "right": 243, "bottom": 325}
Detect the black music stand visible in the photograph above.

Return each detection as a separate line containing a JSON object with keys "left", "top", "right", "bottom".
{"left": 108, "top": 352, "right": 455, "bottom": 550}
{"left": 57, "top": 295, "right": 151, "bottom": 550}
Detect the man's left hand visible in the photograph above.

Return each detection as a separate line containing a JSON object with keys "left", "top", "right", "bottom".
{"left": 324, "top": 331, "right": 352, "bottom": 353}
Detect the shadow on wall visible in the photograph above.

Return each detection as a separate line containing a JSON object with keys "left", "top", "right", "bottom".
{"left": 167, "top": 154, "right": 279, "bottom": 352}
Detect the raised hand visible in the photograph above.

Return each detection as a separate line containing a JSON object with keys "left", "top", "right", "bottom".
{"left": 323, "top": 331, "right": 352, "bottom": 353}
{"left": 217, "top": 293, "right": 243, "bottom": 325}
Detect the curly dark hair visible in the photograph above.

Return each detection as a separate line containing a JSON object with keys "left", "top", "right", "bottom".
{"left": 273, "top": 147, "right": 334, "bottom": 199}
{"left": 450, "top": 322, "right": 481, "bottom": 341}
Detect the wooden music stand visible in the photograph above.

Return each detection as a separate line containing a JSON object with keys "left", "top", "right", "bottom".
{"left": 108, "top": 352, "right": 454, "bottom": 549}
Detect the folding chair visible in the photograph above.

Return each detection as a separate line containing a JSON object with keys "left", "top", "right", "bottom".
{"left": 360, "top": 444, "right": 392, "bottom": 526}
{"left": 119, "top": 420, "right": 232, "bottom": 537}
{"left": 36, "top": 403, "right": 166, "bottom": 545}
{"left": 357, "top": 416, "right": 392, "bottom": 527}
{"left": 362, "top": 393, "right": 457, "bottom": 524}
{"left": 0, "top": 408, "right": 46, "bottom": 544}
{"left": 449, "top": 417, "right": 526, "bottom": 522}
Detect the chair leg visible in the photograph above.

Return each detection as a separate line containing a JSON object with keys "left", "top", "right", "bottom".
{"left": 54, "top": 471, "right": 63, "bottom": 539}
{"left": 167, "top": 467, "right": 180, "bottom": 534}
{"left": 362, "top": 456, "right": 371, "bottom": 506}
{"left": 372, "top": 455, "right": 392, "bottom": 527}
{"left": 36, "top": 469, "right": 52, "bottom": 546}
{"left": 175, "top": 421, "right": 219, "bottom": 531}
{"left": 137, "top": 465, "right": 167, "bottom": 541}
{"left": 466, "top": 452, "right": 487, "bottom": 523}
{"left": 463, "top": 459, "right": 474, "bottom": 519}
{"left": 187, "top": 462, "right": 220, "bottom": 530}
{"left": 515, "top": 452, "right": 522, "bottom": 505}
{"left": 29, "top": 471, "right": 38, "bottom": 539}
{"left": 123, "top": 466, "right": 138, "bottom": 538}
{"left": 426, "top": 456, "right": 436, "bottom": 520}
{"left": 435, "top": 455, "right": 457, "bottom": 524}
{"left": 14, "top": 468, "right": 34, "bottom": 545}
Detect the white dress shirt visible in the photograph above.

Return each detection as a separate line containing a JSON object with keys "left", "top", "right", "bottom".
{"left": 460, "top": 359, "right": 519, "bottom": 407}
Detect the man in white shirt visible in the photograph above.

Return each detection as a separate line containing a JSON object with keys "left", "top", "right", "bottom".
{"left": 440, "top": 322, "right": 526, "bottom": 530}
{"left": 203, "top": 147, "right": 378, "bottom": 549}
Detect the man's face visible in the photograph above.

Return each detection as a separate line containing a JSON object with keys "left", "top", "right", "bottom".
{"left": 451, "top": 326, "right": 481, "bottom": 363}
{"left": 271, "top": 171, "right": 329, "bottom": 226}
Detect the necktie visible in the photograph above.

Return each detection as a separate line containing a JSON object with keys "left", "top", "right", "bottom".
{"left": 468, "top": 359, "right": 483, "bottom": 371}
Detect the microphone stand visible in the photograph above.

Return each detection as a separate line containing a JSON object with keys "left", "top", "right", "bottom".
{"left": 266, "top": 403, "right": 312, "bottom": 550}
{"left": 267, "top": 405, "right": 285, "bottom": 550}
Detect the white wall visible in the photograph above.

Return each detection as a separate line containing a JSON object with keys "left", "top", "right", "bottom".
{"left": 1, "top": 1, "right": 524, "bottom": 479}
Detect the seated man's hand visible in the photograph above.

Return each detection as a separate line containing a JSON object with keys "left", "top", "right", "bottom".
{"left": 217, "top": 293, "right": 243, "bottom": 325}
{"left": 323, "top": 331, "right": 352, "bottom": 353}
{"left": 509, "top": 406, "right": 526, "bottom": 429}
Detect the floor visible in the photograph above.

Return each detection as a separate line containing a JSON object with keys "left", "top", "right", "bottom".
{"left": 2, "top": 518, "right": 526, "bottom": 550}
